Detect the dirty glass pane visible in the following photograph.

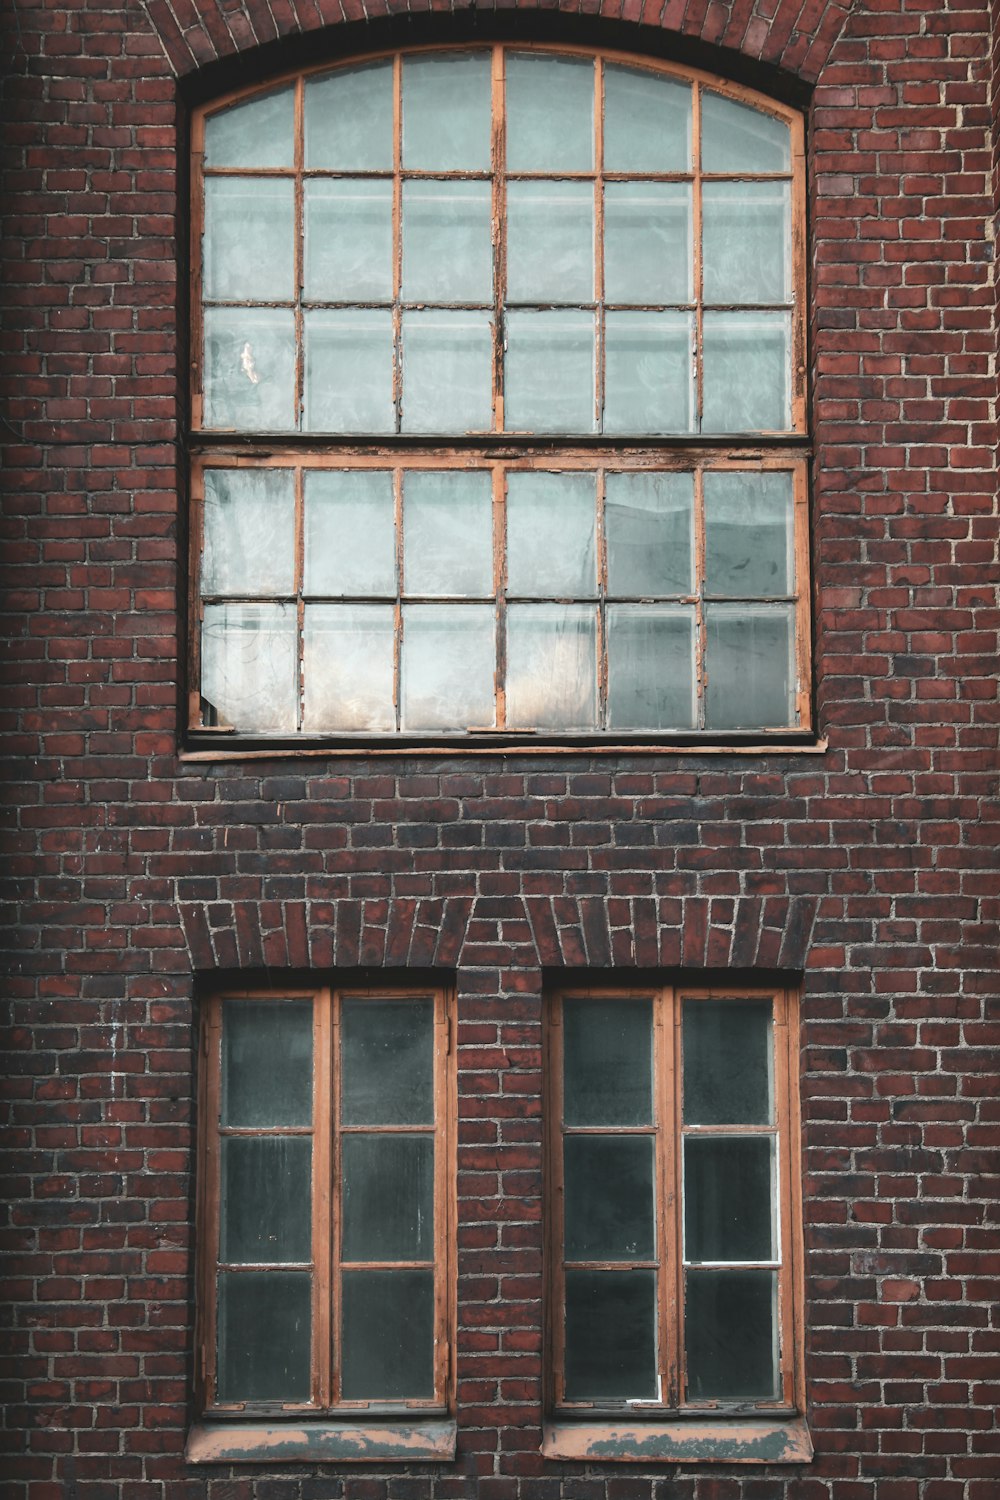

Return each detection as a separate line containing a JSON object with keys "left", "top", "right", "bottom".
{"left": 402, "top": 181, "right": 493, "bottom": 304}
{"left": 220, "top": 1137, "right": 312, "bottom": 1264}
{"left": 403, "top": 471, "right": 493, "bottom": 598}
{"left": 204, "top": 178, "right": 295, "bottom": 304}
{"left": 564, "top": 1136, "right": 654, "bottom": 1261}
{"left": 205, "top": 86, "right": 294, "bottom": 169}
{"left": 402, "top": 52, "right": 492, "bottom": 172}
{"left": 564, "top": 1270, "right": 657, "bottom": 1401}
{"left": 506, "top": 182, "right": 593, "bottom": 305}
{"left": 506, "top": 604, "right": 596, "bottom": 729}
{"left": 202, "top": 468, "right": 295, "bottom": 598}
{"left": 685, "top": 1269, "right": 778, "bottom": 1400}
{"left": 304, "top": 180, "right": 393, "bottom": 303}
{"left": 505, "top": 54, "right": 594, "bottom": 172}
{"left": 304, "top": 62, "right": 393, "bottom": 171}
{"left": 341, "top": 1270, "right": 434, "bottom": 1400}
{"left": 604, "top": 312, "right": 693, "bottom": 434}
{"left": 563, "top": 998, "right": 652, "bottom": 1126}
{"left": 607, "top": 606, "right": 695, "bottom": 730}
{"left": 302, "top": 605, "right": 395, "bottom": 733}
{"left": 604, "top": 65, "right": 691, "bottom": 173}
{"left": 304, "top": 309, "right": 395, "bottom": 434}
{"left": 605, "top": 471, "right": 693, "bottom": 597}
{"left": 222, "top": 999, "right": 313, "bottom": 1128}
{"left": 341, "top": 998, "right": 434, "bottom": 1126}
{"left": 217, "top": 1270, "right": 311, "bottom": 1402}
{"left": 684, "top": 1136, "right": 775, "bottom": 1262}
{"left": 604, "top": 183, "right": 691, "bottom": 306}
{"left": 704, "top": 471, "right": 794, "bottom": 597}
{"left": 506, "top": 472, "right": 596, "bottom": 598}
{"left": 203, "top": 307, "right": 296, "bottom": 431}
{"left": 702, "top": 311, "right": 790, "bottom": 432}
{"left": 701, "top": 91, "right": 790, "bottom": 174}
{"left": 401, "top": 311, "right": 493, "bottom": 434}
{"left": 704, "top": 603, "right": 794, "bottom": 729}
{"left": 504, "top": 311, "right": 595, "bottom": 434}
{"left": 201, "top": 602, "right": 297, "bottom": 732}
{"left": 683, "top": 998, "right": 773, "bottom": 1126}
{"left": 401, "top": 604, "right": 495, "bottom": 730}
{"left": 304, "top": 471, "right": 396, "bottom": 598}
{"left": 703, "top": 181, "right": 790, "bottom": 307}
{"left": 342, "top": 1134, "right": 434, "bottom": 1261}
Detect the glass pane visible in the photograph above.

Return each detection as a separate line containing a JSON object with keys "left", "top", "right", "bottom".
{"left": 702, "top": 311, "right": 790, "bottom": 432}
{"left": 304, "top": 470, "right": 396, "bottom": 597}
{"left": 604, "top": 183, "right": 691, "bottom": 306}
{"left": 304, "top": 309, "right": 395, "bottom": 434}
{"left": 604, "top": 312, "right": 693, "bottom": 434}
{"left": 217, "top": 1270, "right": 311, "bottom": 1402}
{"left": 222, "top": 999, "right": 313, "bottom": 1128}
{"left": 605, "top": 471, "right": 693, "bottom": 596}
{"left": 341, "top": 1270, "right": 435, "bottom": 1400}
{"left": 201, "top": 602, "right": 297, "bottom": 732}
{"left": 564, "top": 1136, "right": 654, "bottom": 1261}
{"left": 304, "top": 181, "right": 393, "bottom": 303}
{"left": 704, "top": 471, "right": 794, "bottom": 598}
{"left": 302, "top": 605, "right": 395, "bottom": 734}
{"left": 341, "top": 998, "right": 434, "bottom": 1126}
{"left": 684, "top": 1136, "right": 775, "bottom": 1262}
{"left": 205, "top": 87, "right": 294, "bottom": 169}
{"left": 202, "top": 468, "right": 295, "bottom": 598}
{"left": 401, "top": 311, "right": 493, "bottom": 434}
{"left": 402, "top": 181, "right": 492, "bottom": 304}
{"left": 506, "top": 182, "right": 593, "bottom": 305}
{"left": 220, "top": 1137, "right": 312, "bottom": 1264}
{"left": 563, "top": 999, "right": 652, "bottom": 1127}
{"left": 401, "top": 604, "right": 495, "bottom": 731}
{"left": 704, "top": 603, "right": 795, "bottom": 729}
{"left": 403, "top": 470, "right": 493, "bottom": 597}
{"left": 505, "top": 604, "right": 596, "bottom": 730}
{"left": 607, "top": 606, "right": 695, "bottom": 731}
{"left": 203, "top": 307, "right": 296, "bottom": 431}
{"left": 564, "top": 1270, "right": 657, "bottom": 1401}
{"left": 685, "top": 1269, "right": 778, "bottom": 1400}
{"left": 701, "top": 91, "right": 790, "bottom": 174}
{"left": 505, "top": 54, "right": 594, "bottom": 172}
{"left": 506, "top": 472, "right": 596, "bottom": 597}
{"left": 504, "top": 310, "right": 595, "bottom": 434}
{"left": 304, "top": 63, "right": 393, "bottom": 171}
{"left": 703, "top": 182, "right": 790, "bottom": 306}
{"left": 204, "top": 178, "right": 294, "bottom": 303}
{"left": 683, "top": 999, "right": 774, "bottom": 1126}
{"left": 342, "top": 1134, "right": 434, "bottom": 1261}
{"left": 604, "top": 66, "right": 691, "bottom": 172}
{"left": 402, "top": 52, "right": 492, "bottom": 171}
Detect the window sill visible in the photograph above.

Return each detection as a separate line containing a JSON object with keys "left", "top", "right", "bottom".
{"left": 185, "top": 1418, "right": 457, "bottom": 1465}
{"left": 542, "top": 1415, "right": 813, "bottom": 1465}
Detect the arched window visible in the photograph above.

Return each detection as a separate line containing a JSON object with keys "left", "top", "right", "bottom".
{"left": 189, "top": 46, "right": 809, "bottom": 744}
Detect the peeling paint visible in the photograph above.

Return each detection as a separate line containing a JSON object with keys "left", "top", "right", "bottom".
{"left": 542, "top": 1416, "right": 813, "bottom": 1465}
{"left": 186, "top": 1419, "right": 457, "bottom": 1465}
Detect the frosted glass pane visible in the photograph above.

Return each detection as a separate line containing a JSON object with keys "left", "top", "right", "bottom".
{"left": 564, "top": 1270, "right": 657, "bottom": 1401}
{"left": 204, "top": 178, "right": 294, "bottom": 303}
{"left": 304, "top": 470, "right": 396, "bottom": 597}
{"left": 504, "top": 311, "right": 595, "bottom": 434}
{"left": 304, "top": 309, "right": 394, "bottom": 433}
{"left": 704, "top": 603, "right": 795, "bottom": 729}
{"left": 402, "top": 181, "right": 493, "bottom": 304}
{"left": 683, "top": 998, "right": 773, "bottom": 1126}
{"left": 401, "top": 604, "right": 495, "bottom": 730}
{"left": 685, "top": 1136, "right": 775, "bottom": 1262}
{"left": 604, "top": 312, "right": 693, "bottom": 434}
{"left": 703, "top": 182, "right": 790, "bottom": 305}
{"left": 506, "top": 182, "right": 593, "bottom": 304}
{"left": 604, "top": 183, "right": 691, "bottom": 306}
{"left": 203, "top": 307, "right": 296, "bottom": 431}
{"left": 505, "top": 54, "right": 594, "bottom": 172}
{"left": 341, "top": 1270, "right": 434, "bottom": 1400}
{"left": 202, "top": 468, "right": 295, "bottom": 598}
{"left": 201, "top": 602, "right": 297, "bottom": 732}
{"left": 607, "top": 606, "right": 695, "bottom": 730}
{"left": 341, "top": 998, "right": 434, "bottom": 1125}
{"left": 205, "top": 87, "right": 294, "bottom": 169}
{"left": 701, "top": 91, "right": 790, "bottom": 174}
{"left": 605, "top": 471, "right": 693, "bottom": 596}
{"left": 304, "top": 63, "right": 393, "bottom": 170}
{"left": 401, "top": 311, "right": 493, "bottom": 434}
{"left": 704, "top": 471, "right": 794, "bottom": 596}
{"left": 506, "top": 604, "right": 597, "bottom": 730}
{"left": 604, "top": 65, "right": 691, "bottom": 172}
{"left": 302, "top": 605, "right": 395, "bottom": 733}
{"left": 702, "top": 311, "right": 790, "bottom": 432}
{"left": 402, "top": 52, "right": 492, "bottom": 171}
{"left": 403, "top": 471, "right": 493, "bottom": 597}
{"left": 563, "top": 998, "right": 653, "bottom": 1126}
{"left": 222, "top": 999, "right": 313, "bottom": 1128}
{"left": 217, "top": 1271, "right": 311, "bottom": 1402}
{"left": 506, "top": 472, "right": 596, "bottom": 597}
{"left": 221, "top": 1137, "right": 312, "bottom": 1264}
{"left": 342, "top": 1134, "right": 434, "bottom": 1260}
{"left": 304, "top": 181, "right": 392, "bottom": 303}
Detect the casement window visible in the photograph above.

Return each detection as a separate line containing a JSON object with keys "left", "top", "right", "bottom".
{"left": 189, "top": 46, "right": 811, "bottom": 746}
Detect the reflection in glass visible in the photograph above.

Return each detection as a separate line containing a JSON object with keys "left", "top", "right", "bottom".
{"left": 604, "top": 65, "right": 691, "bottom": 173}
{"left": 221, "top": 1137, "right": 312, "bottom": 1264}
{"left": 401, "top": 311, "right": 493, "bottom": 434}
{"left": 506, "top": 604, "right": 596, "bottom": 729}
{"left": 202, "top": 468, "right": 295, "bottom": 598}
{"left": 304, "top": 62, "right": 393, "bottom": 170}
{"left": 704, "top": 471, "right": 794, "bottom": 597}
{"left": 302, "top": 605, "right": 395, "bottom": 733}
{"left": 402, "top": 52, "right": 492, "bottom": 171}
{"left": 564, "top": 1136, "right": 655, "bottom": 1260}
{"left": 341, "top": 1270, "right": 435, "bottom": 1400}
{"left": 605, "top": 312, "right": 693, "bottom": 434}
{"left": 704, "top": 603, "right": 794, "bottom": 729}
{"left": 506, "top": 182, "right": 593, "bottom": 305}
{"left": 304, "top": 180, "right": 393, "bottom": 303}
{"left": 505, "top": 311, "right": 595, "bottom": 434}
{"left": 201, "top": 602, "right": 297, "bottom": 732}
{"left": 403, "top": 471, "right": 494, "bottom": 597}
{"left": 685, "top": 1269, "right": 778, "bottom": 1400}
{"left": 701, "top": 91, "right": 790, "bottom": 174}
{"left": 402, "top": 181, "right": 492, "bottom": 304}
{"left": 684, "top": 1136, "right": 775, "bottom": 1262}
{"left": 506, "top": 472, "right": 596, "bottom": 597}
{"left": 607, "top": 606, "right": 695, "bottom": 730}
{"left": 605, "top": 471, "right": 693, "bottom": 597}
{"left": 203, "top": 307, "right": 296, "bottom": 431}
{"left": 222, "top": 999, "right": 313, "bottom": 1128}
{"left": 304, "top": 471, "right": 396, "bottom": 597}
{"left": 703, "top": 182, "right": 790, "bottom": 306}
{"left": 342, "top": 1134, "right": 434, "bottom": 1260}
{"left": 564, "top": 1270, "right": 657, "bottom": 1400}
{"left": 702, "top": 311, "right": 790, "bottom": 432}
{"left": 341, "top": 998, "right": 434, "bottom": 1125}
{"left": 205, "top": 87, "right": 295, "bottom": 169}
{"left": 604, "top": 183, "right": 691, "bottom": 306}
{"left": 401, "top": 604, "right": 495, "bottom": 730}
{"left": 204, "top": 178, "right": 294, "bottom": 303}
{"left": 217, "top": 1270, "right": 312, "bottom": 1402}
{"left": 563, "top": 999, "right": 652, "bottom": 1126}
{"left": 683, "top": 999, "right": 773, "bottom": 1125}
{"left": 505, "top": 54, "right": 594, "bottom": 172}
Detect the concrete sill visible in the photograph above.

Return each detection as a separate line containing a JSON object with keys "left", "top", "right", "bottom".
{"left": 543, "top": 1415, "right": 813, "bottom": 1465}
{"left": 186, "top": 1418, "right": 457, "bottom": 1465}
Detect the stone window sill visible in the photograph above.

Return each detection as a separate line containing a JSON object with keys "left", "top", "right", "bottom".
{"left": 186, "top": 1418, "right": 457, "bottom": 1465}
{"left": 542, "top": 1415, "right": 813, "bottom": 1464}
